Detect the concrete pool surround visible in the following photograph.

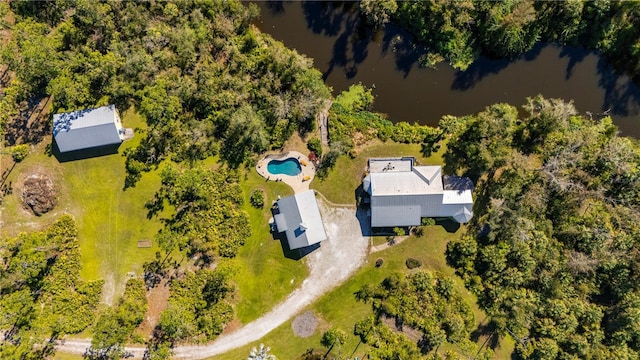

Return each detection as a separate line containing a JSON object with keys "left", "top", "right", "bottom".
{"left": 257, "top": 151, "right": 316, "bottom": 193}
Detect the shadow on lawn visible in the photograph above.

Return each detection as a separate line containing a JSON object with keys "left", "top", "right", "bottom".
{"left": 435, "top": 218, "right": 461, "bottom": 233}
{"left": 50, "top": 139, "right": 121, "bottom": 163}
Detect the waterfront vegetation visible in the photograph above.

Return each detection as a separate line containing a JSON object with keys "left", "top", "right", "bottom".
{"left": 446, "top": 96, "right": 640, "bottom": 358}
{"left": 362, "top": 0, "right": 640, "bottom": 78}
{"left": 2, "top": 1, "right": 640, "bottom": 359}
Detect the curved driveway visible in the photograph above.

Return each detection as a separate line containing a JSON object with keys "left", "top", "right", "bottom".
{"left": 57, "top": 201, "right": 370, "bottom": 359}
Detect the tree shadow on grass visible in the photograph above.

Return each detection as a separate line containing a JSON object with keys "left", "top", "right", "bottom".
{"left": 471, "top": 320, "right": 501, "bottom": 352}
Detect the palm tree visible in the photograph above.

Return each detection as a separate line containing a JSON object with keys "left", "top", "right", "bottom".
{"left": 248, "top": 343, "right": 276, "bottom": 360}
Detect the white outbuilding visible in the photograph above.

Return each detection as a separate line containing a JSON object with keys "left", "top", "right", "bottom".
{"left": 53, "top": 105, "right": 125, "bottom": 153}
{"left": 363, "top": 157, "right": 474, "bottom": 227}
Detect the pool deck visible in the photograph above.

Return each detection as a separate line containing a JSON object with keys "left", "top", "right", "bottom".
{"left": 256, "top": 151, "right": 316, "bottom": 194}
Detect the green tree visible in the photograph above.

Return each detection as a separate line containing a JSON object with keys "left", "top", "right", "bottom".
{"left": 146, "top": 165, "right": 250, "bottom": 260}
{"left": 321, "top": 328, "right": 347, "bottom": 358}
{"left": 360, "top": 0, "right": 398, "bottom": 29}
{"left": 478, "top": 0, "right": 541, "bottom": 57}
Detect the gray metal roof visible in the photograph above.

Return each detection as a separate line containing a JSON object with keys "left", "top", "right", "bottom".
{"left": 452, "top": 206, "right": 473, "bottom": 223}
{"left": 274, "top": 190, "right": 327, "bottom": 250}
{"left": 367, "top": 157, "right": 475, "bottom": 226}
{"left": 369, "top": 166, "right": 443, "bottom": 196}
{"left": 53, "top": 105, "right": 123, "bottom": 152}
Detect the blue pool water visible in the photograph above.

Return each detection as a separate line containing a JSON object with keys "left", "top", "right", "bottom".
{"left": 267, "top": 158, "right": 302, "bottom": 176}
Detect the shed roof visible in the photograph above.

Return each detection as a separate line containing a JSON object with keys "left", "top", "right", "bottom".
{"left": 53, "top": 105, "right": 119, "bottom": 134}
{"left": 52, "top": 105, "right": 123, "bottom": 152}
{"left": 274, "top": 190, "right": 327, "bottom": 250}
{"left": 443, "top": 175, "right": 475, "bottom": 191}
{"left": 442, "top": 189, "right": 473, "bottom": 204}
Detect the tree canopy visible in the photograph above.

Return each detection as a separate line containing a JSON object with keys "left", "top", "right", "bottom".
{"left": 146, "top": 165, "right": 250, "bottom": 261}
{"left": 355, "top": 271, "right": 492, "bottom": 359}
{"left": 0, "top": 215, "right": 103, "bottom": 359}
{"left": 391, "top": 0, "right": 640, "bottom": 77}
{"left": 445, "top": 95, "right": 640, "bottom": 358}
{"left": 1, "top": 0, "right": 331, "bottom": 171}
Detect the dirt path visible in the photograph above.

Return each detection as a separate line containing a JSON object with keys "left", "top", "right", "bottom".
{"left": 318, "top": 100, "right": 332, "bottom": 146}
{"left": 370, "top": 235, "right": 410, "bottom": 253}
{"left": 56, "top": 200, "right": 370, "bottom": 359}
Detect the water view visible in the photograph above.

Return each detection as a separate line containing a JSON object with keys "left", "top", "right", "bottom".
{"left": 253, "top": 1, "right": 640, "bottom": 137}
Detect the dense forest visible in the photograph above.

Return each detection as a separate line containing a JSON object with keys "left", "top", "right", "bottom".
{"left": 0, "top": 0, "right": 331, "bottom": 177}
{"left": 444, "top": 96, "right": 640, "bottom": 359}
{"left": 361, "top": 0, "right": 640, "bottom": 79}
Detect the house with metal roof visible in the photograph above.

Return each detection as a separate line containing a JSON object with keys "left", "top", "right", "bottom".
{"left": 362, "top": 157, "right": 474, "bottom": 227}
{"left": 273, "top": 190, "right": 327, "bottom": 250}
{"left": 52, "top": 105, "right": 125, "bottom": 153}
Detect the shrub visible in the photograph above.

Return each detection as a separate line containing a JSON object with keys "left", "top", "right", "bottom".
{"left": 393, "top": 227, "right": 405, "bottom": 237}
{"left": 406, "top": 258, "right": 422, "bottom": 269}
{"left": 307, "top": 137, "right": 323, "bottom": 157}
{"left": 375, "top": 258, "right": 384, "bottom": 268}
{"left": 316, "top": 148, "right": 340, "bottom": 179}
{"left": 250, "top": 189, "right": 265, "bottom": 209}
{"left": 348, "top": 149, "right": 358, "bottom": 159}
{"left": 413, "top": 226, "right": 425, "bottom": 237}
{"left": 10, "top": 144, "right": 29, "bottom": 162}
{"left": 421, "top": 217, "right": 436, "bottom": 226}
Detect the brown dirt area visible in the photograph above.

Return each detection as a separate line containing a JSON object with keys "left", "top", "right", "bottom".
{"left": 382, "top": 315, "right": 423, "bottom": 342}
{"left": 137, "top": 279, "right": 171, "bottom": 338}
{"left": 21, "top": 172, "right": 57, "bottom": 215}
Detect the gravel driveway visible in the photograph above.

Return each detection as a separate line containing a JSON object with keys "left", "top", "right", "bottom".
{"left": 57, "top": 199, "right": 370, "bottom": 359}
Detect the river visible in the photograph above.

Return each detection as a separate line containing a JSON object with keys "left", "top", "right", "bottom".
{"left": 252, "top": 1, "right": 640, "bottom": 137}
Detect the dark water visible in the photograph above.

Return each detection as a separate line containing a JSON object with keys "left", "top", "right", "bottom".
{"left": 253, "top": 1, "right": 640, "bottom": 137}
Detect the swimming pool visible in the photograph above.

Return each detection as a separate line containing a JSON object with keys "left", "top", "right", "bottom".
{"left": 267, "top": 158, "right": 302, "bottom": 176}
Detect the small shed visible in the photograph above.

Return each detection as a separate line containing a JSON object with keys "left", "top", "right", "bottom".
{"left": 52, "top": 105, "right": 125, "bottom": 153}
{"left": 273, "top": 190, "right": 327, "bottom": 250}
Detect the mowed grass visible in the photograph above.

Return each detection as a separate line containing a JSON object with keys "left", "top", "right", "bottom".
{"left": 232, "top": 166, "right": 309, "bottom": 323}
{"left": 311, "top": 140, "right": 445, "bottom": 204}
{"left": 214, "top": 224, "right": 511, "bottom": 360}
{"left": 215, "top": 141, "right": 513, "bottom": 360}
{"left": 1, "top": 107, "right": 162, "bottom": 298}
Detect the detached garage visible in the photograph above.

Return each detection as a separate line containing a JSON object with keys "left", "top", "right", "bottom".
{"left": 52, "top": 105, "right": 125, "bottom": 153}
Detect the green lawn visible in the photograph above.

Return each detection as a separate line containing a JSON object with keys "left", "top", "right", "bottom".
{"left": 232, "top": 166, "right": 309, "bottom": 323}
{"left": 1, "top": 107, "right": 162, "bottom": 300}
{"left": 311, "top": 140, "right": 444, "bottom": 204}
{"left": 214, "top": 223, "right": 515, "bottom": 360}
{"left": 214, "top": 140, "right": 513, "bottom": 360}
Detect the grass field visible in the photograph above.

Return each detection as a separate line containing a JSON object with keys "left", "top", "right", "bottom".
{"left": 232, "top": 166, "right": 310, "bottom": 323}
{"left": 214, "top": 224, "right": 514, "bottom": 360}
{"left": 1, "top": 107, "right": 162, "bottom": 303}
